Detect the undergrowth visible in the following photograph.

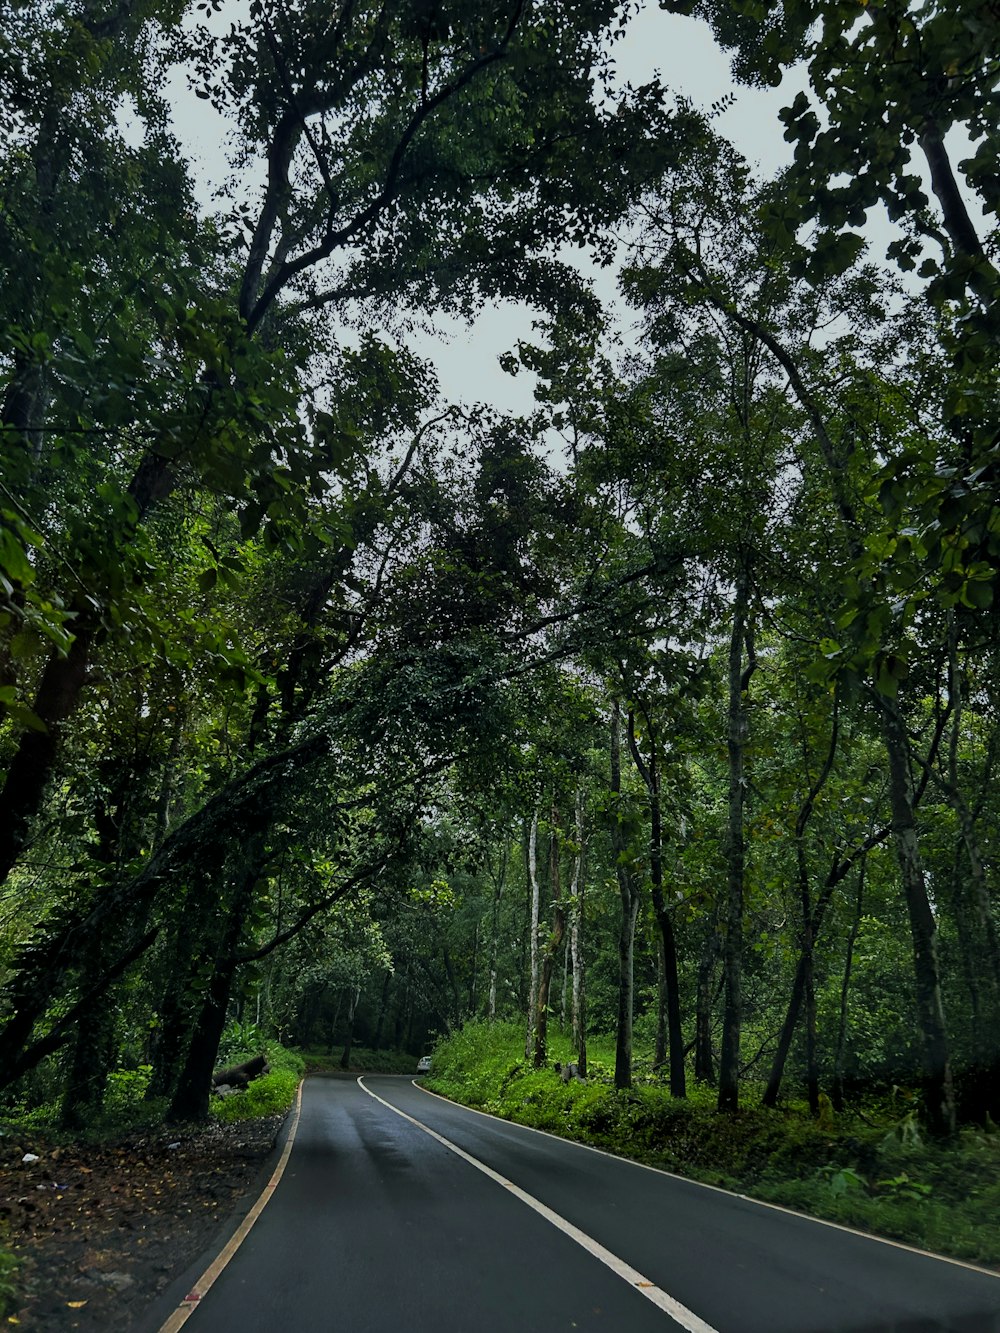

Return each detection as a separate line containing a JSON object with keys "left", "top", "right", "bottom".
{"left": 209, "top": 1040, "right": 304, "bottom": 1123}
{"left": 297, "top": 1044, "right": 418, "bottom": 1074}
{"left": 426, "top": 1021, "right": 1000, "bottom": 1268}
{"left": 2, "top": 1037, "right": 305, "bottom": 1136}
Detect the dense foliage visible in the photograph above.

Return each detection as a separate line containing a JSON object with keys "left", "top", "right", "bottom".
{"left": 1, "top": 0, "right": 998, "bottom": 1194}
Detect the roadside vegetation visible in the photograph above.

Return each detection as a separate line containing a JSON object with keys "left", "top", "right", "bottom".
{"left": 299, "top": 1045, "right": 420, "bottom": 1076}
{"left": 427, "top": 1023, "right": 1000, "bottom": 1268}
{"left": 0, "top": 1024, "right": 304, "bottom": 1138}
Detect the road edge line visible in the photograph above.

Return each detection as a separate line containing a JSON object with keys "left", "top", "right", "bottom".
{"left": 359, "top": 1076, "right": 719, "bottom": 1333}
{"left": 411, "top": 1079, "right": 1000, "bottom": 1281}
{"left": 156, "top": 1079, "right": 305, "bottom": 1333}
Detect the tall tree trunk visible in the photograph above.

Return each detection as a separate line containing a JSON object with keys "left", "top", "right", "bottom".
{"left": 167, "top": 961, "right": 239, "bottom": 1123}
{"left": 569, "top": 786, "right": 587, "bottom": 1076}
{"left": 879, "top": 695, "right": 956, "bottom": 1137}
{"left": 940, "top": 629, "right": 1000, "bottom": 1048}
{"left": 533, "top": 806, "right": 566, "bottom": 1069}
{"left": 525, "top": 809, "right": 540, "bottom": 1060}
{"left": 443, "top": 945, "right": 460, "bottom": 1029}
{"left": 487, "top": 835, "right": 507, "bottom": 1022}
{"left": 59, "top": 932, "right": 117, "bottom": 1129}
{"left": 166, "top": 843, "right": 267, "bottom": 1122}
{"left": 627, "top": 711, "right": 685, "bottom": 1098}
{"left": 610, "top": 702, "right": 641, "bottom": 1091}
{"left": 713, "top": 279, "right": 957, "bottom": 1133}
{"left": 372, "top": 969, "right": 392, "bottom": 1051}
{"left": 718, "top": 565, "right": 753, "bottom": 1113}
{"left": 340, "top": 987, "right": 361, "bottom": 1069}
{"left": 469, "top": 918, "right": 480, "bottom": 1016}
{"left": 0, "top": 625, "right": 93, "bottom": 883}
{"left": 762, "top": 816, "right": 896, "bottom": 1108}
{"left": 831, "top": 855, "right": 867, "bottom": 1112}
{"left": 801, "top": 859, "right": 819, "bottom": 1117}
{"left": 695, "top": 924, "right": 718, "bottom": 1085}
{"left": 654, "top": 945, "right": 667, "bottom": 1071}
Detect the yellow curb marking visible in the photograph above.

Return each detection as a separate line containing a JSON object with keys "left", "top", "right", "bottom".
{"left": 157, "top": 1080, "right": 304, "bottom": 1333}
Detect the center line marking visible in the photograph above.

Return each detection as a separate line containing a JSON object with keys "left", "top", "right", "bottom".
{"left": 357, "top": 1077, "right": 720, "bottom": 1333}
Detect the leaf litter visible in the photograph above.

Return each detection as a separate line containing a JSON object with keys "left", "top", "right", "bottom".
{"left": 0, "top": 1113, "right": 285, "bottom": 1329}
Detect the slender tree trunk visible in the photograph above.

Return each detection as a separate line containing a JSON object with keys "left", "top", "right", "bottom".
{"left": 655, "top": 946, "right": 667, "bottom": 1070}
{"left": 393, "top": 979, "right": 407, "bottom": 1050}
{"left": 487, "top": 836, "right": 507, "bottom": 1022}
{"left": 832, "top": 855, "right": 867, "bottom": 1112}
{"left": 152, "top": 709, "right": 185, "bottom": 849}
{"left": 626, "top": 711, "right": 685, "bottom": 1097}
{"left": 469, "top": 918, "right": 480, "bottom": 1016}
{"left": 569, "top": 786, "right": 587, "bottom": 1076}
{"left": 718, "top": 566, "right": 752, "bottom": 1113}
{"left": 649, "top": 766, "right": 685, "bottom": 1098}
{"left": 941, "top": 630, "right": 1000, "bottom": 1041}
{"left": 373, "top": 969, "right": 392, "bottom": 1051}
{"left": 879, "top": 695, "right": 955, "bottom": 1137}
{"left": 328, "top": 989, "right": 345, "bottom": 1054}
{"left": 769, "top": 703, "right": 839, "bottom": 1115}
{"left": 802, "top": 892, "right": 819, "bottom": 1117}
{"left": 610, "top": 702, "right": 641, "bottom": 1091}
{"left": 443, "top": 945, "right": 460, "bottom": 1028}
{"left": 340, "top": 987, "right": 360, "bottom": 1069}
{"left": 59, "top": 932, "right": 116, "bottom": 1129}
{"left": 695, "top": 924, "right": 718, "bottom": 1085}
{"left": 533, "top": 806, "right": 566, "bottom": 1069}
{"left": 525, "top": 810, "right": 540, "bottom": 1060}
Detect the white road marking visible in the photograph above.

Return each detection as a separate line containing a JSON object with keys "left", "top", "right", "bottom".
{"left": 412, "top": 1079, "right": 1000, "bottom": 1281}
{"left": 157, "top": 1080, "right": 304, "bottom": 1333}
{"left": 358, "top": 1076, "right": 721, "bottom": 1333}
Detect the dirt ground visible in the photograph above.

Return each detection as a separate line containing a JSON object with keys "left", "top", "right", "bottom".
{"left": 0, "top": 1113, "right": 286, "bottom": 1331}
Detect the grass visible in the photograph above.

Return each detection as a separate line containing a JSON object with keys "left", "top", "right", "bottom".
{"left": 209, "top": 1041, "right": 304, "bottom": 1123}
{"left": 210, "top": 1069, "right": 300, "bottom": 1122}
{"left": 425, "top": 1021, "right": 1000, "bottom": 1268}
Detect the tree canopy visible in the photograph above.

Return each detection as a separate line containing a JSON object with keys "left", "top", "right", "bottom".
{"left": 1, "top": 0, "right": 998, "bottom": 1147}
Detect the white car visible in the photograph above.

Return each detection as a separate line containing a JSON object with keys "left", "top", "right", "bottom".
{"left": 416, "top": 1055, "right": 432, "bottom": 1074}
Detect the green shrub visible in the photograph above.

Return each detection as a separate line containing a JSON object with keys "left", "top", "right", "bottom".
{"left": 218, "top": 1021, "right": 270, "bottom": 1066}
{"left": 104, "top": 1065, "right": 152, "bottom": 1115}
{"left": 424, "top": 1020, "right": 1000, "bottom": 1266}
{"left": 211, "top": 1069, "right": 300, "bottom": 1122}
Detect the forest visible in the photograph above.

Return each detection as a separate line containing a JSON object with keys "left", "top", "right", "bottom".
{"left": 1, "top": 0, "right": 998, "bottom": 1177}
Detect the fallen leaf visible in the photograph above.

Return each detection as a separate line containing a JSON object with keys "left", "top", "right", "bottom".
{"left": 66, "top": 1301, "right": 88, "bottom": 1308}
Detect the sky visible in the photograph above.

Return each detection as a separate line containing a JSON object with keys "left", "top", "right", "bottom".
{"left": 151, "top": 4, "right": 954, "bottom": 416}
{"left": 149, "top": 4, "right": 813, "bottom": 416}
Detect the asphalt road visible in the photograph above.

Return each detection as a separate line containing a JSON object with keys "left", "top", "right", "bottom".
{"left": 162, "top": 1076, "right": 1000, "bottom": 1333}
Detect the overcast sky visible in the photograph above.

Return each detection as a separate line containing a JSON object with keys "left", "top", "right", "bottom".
{"left": 154, "top": 6, "right": 877, "bottom": 414}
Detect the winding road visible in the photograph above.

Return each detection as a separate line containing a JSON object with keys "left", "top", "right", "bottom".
{"left": 150, "top": 1076, "right": 1000, "bottom": 1332}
